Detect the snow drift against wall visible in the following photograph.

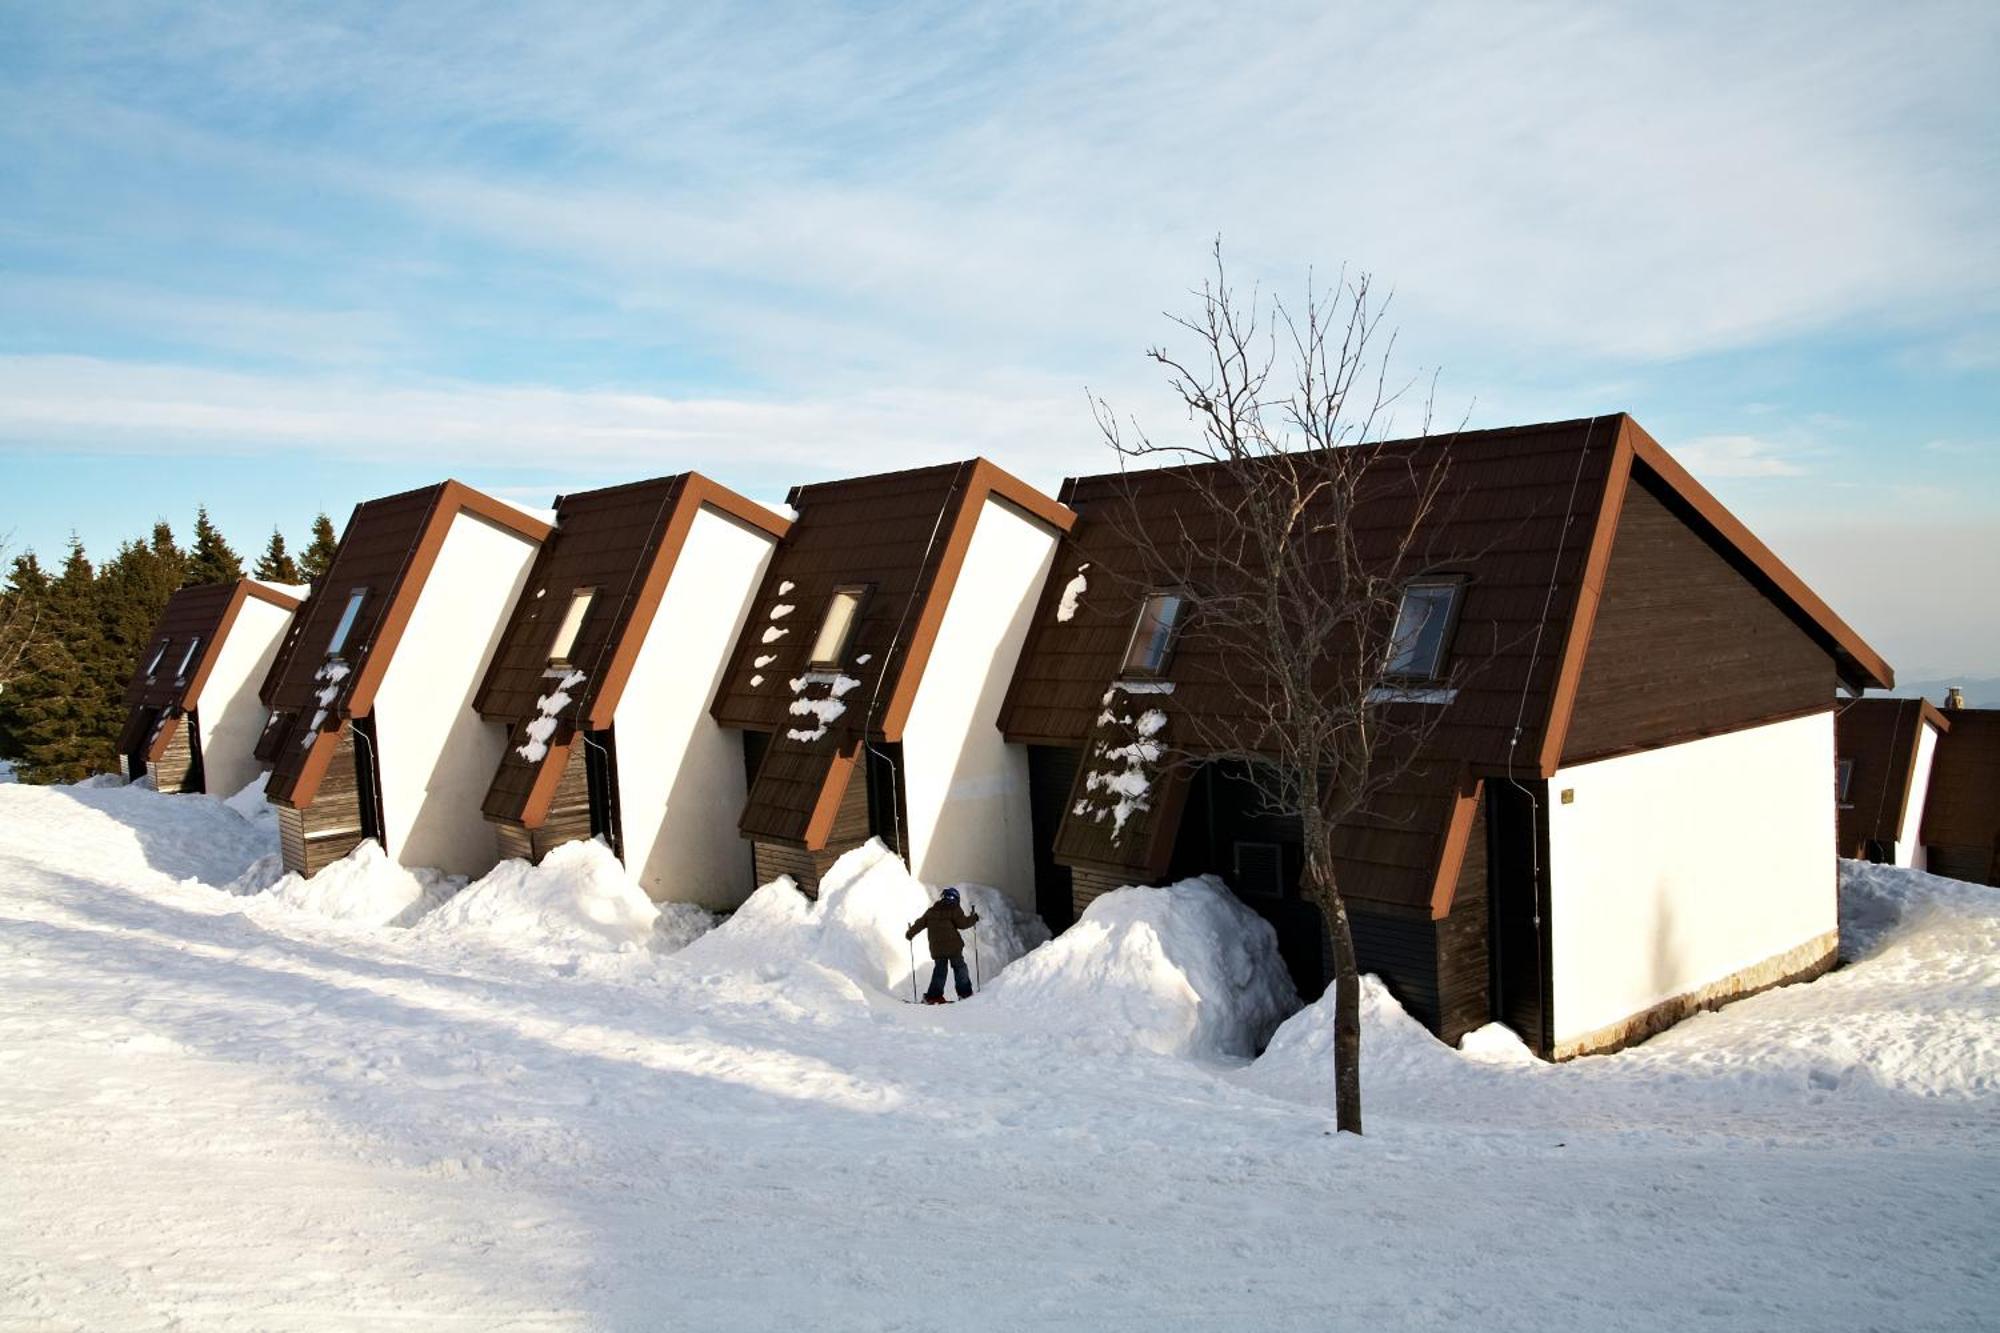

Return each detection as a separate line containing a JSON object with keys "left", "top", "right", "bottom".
{"left": 979, "top": 875, "right": 1299, "bottom": 1059}
{"left": 418, "top": 839, "right": 694, "bottom": 955}
{"left": 260, "top": 840, "right": 462, "bottom": 927}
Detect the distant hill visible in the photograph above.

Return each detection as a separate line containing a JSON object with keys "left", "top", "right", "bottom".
{"left": 1877, "top": 677, "right": 2000, "bottom": 708}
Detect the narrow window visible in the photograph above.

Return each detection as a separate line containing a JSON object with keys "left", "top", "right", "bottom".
{"left": 548, "top": 586, "right": 597, "bottom": 665}
{"left": 1836, "top": 758, "right": 1854, "bottom": 805}
{"left": 144, "top": 641, "right": 170, "bottom": 680}
{"left": 809, "top": 586, "right": 868, "bottom": 668}
{"left": 174, "top": 637, "right": 202, "bottom": 682}
{"left": 1385, "top": 579, "right": 1462, "bottom": 680}
{"left": 1120, "top": 591, "right": 1186, "bottom": 676}
{"left": 326, "top": 588, "right": 367, "bottom": 657}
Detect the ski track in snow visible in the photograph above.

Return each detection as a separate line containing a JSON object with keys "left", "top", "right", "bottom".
{"left": 1, "top": 781, "right": 1996, "bottom": 1330}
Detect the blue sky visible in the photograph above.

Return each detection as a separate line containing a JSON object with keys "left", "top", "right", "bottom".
{"left": 2, "top": 2, "right": 1995, "bottom": 676}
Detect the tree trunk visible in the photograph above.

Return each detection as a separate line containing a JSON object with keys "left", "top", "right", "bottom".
{"left": 1307, "top": 857, "right": 1363, "bottom": 1135}
{"left": 1326, "top": 899, "right": 1363, "bottom": 1135}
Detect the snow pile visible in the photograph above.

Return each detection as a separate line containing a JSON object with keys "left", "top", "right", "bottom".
{"left": 1248, "top": 973, "right": 1461, "bottom": 1096}
{"left": 676, "top": 841, "right": 947, "bottom": 1000}
{"left": 946, "top": 881, "right": 1052, "bottom": 980}
{"left": 260, "top": 840, "right": 459, "bottom": 927}
{"left": 516, "top": 669, "right": 585, "bottom": 763}
{"left": 418, "top": 839, "right": 671, "bottom": 954}
{"left": 979, "top": 876, "right": 1299, "bottom": 1059}
{"left": 223, "top": 772, "right": 275, "bottom": 827}
{"left": 1055, "top": 563, "right": 1089, "bottom": 621}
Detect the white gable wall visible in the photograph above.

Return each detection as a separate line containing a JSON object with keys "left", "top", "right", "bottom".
{"left": 898, "top": 497, "right": 1060, "bottom": 910}
{"left": 371, "top": 511, "right": 539, "bottom": 876}
{"left": 1896, "top": 720, "right": 1941, "bottom": 870}
{"left": 614, "top": 506, "right": 778, "bottom": 909}
{"left": 191, "top": 595, "right": 294, "bottom": 798}
{"left": 1545, "top": 710, "right": 1836, "bottom": 1053}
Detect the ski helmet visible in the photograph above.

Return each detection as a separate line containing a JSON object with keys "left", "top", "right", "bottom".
{"left": 940, "top": 887, "right": 960, "bottom": 903}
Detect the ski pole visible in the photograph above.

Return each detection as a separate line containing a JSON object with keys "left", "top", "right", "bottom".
{"left": 908, "top": 936, "right": 919, "bottom": 1004}
{"left": 972, "top": 919, "right": 981, "bottom": 992}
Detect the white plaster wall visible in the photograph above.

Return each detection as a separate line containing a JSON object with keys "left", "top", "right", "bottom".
{"left": 898, "top": 498, "right": 1060, "bottom": 910}
{"left": 613, "top": 507, "right": 777, "bottom": 909}
{"left": 1897, "top": 721, "right": 1941, "bottom": 871}
{"left": 192, "top": 595, "right": 294, "bottom": 799}
{"left": 371, "top": 512, "right": 539, "bottom": 876}
{"left": 1546, "top": 711, "right": 1836, "bottom": 1048}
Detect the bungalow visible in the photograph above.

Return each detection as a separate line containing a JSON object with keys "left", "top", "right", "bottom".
{"left": 1000, "top": 415, "right": 1893, "bottom": 1059}
{"left": 710, "top": 459, "right": 1074, "bottom": 905}
{"left": 258, "top": 481, "right": 551, "bottom": 878}
{"left": 1920, "top": 699, "right": 2000, "bottom": 886}
{"left": 472, "top": 474, "right": 790, "bottom": 907}
{"left": 119, "top": 579, "right": 304, "bottom": 796}
{"left": 1835, "top": 697, "right": 1949, "bottom": 869}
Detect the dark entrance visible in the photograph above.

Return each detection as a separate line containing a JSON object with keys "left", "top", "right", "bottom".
{"left": 1026, "top": 744, "right": 1080, "bottom": 932}
{"left": 351, "top": 715, "right": 387, "bottom": 850}
{"left": 583, "top": 726, "right": 623, "bottom": 860}
{"left": 126, "top": 708, "right": 160, "bottom": 783}
{"left": 1166, "top": 761, "right": 1327, "bottom": 999}
{"left": 864, "top": 740, "right": 907, "bottom": 858}
{"left": 1486, "top": 779, "right": 1551, "bottom": 1056}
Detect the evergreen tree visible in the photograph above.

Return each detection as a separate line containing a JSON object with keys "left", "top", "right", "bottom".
{"left": 182, "top": 505, "right": 243, "bottom": 587}
{"left": 8, "top": 539, "right": 117, "bottom": 782}
{"left": 299, "top": 512, "right": 339, "bottom": 582}
{"left": 0, "top": 551, "right": 49, "bottom": 760}
{"left": 253, "top": 528, "right": 302, "bottom": 584}
{"left": 150, "top": 520, "right": 186, "bottom": 588}
{"left": 97, "top": 532, "right": 188, "bottom": 740}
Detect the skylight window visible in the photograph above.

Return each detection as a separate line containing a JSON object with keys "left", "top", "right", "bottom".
{"left": 174, "top": 637, "right": 202, "bottom": 682}
{"left": 1121, "top": 592, "right": 1187, "bottom": 677}
{"left": 808, "top": 586, "right": 868, "bottom": 668}
{"left": 548, "top": 587, "right": 597, "bottom": 665}
{"left": 1385, "top": 579, "right": 1462, "bottom": 681}
{"left": 144, "top": 641, "right": 170, "bottom": 680}
{"left": 1836, "top": 758, "right": 1854, "bottom": 805}
{"left": 326, "top": 588, "right": 367, "bottom": 657}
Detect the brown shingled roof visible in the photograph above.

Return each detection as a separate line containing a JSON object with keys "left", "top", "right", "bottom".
{"left": 262, "top": 480, "right": 552, "bottom": 811}
{"left": 1836, "top": 697, "right": 1949, "bottom": 855}
{"left": 474, "top": 473, "right": 790, "bottom": 830}
{"left": 1001, "top": 413, "right": 1893, "bottom": 915}
{"left": 118, "top": 580, "right": 304, "bottom": 759}
{"left": 711, "top": 458, "right": 1073, "bottom": 848}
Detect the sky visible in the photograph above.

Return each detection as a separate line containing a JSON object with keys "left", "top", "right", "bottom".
{"left": 1, "top": 2, "right": 1995, "bottom": 678}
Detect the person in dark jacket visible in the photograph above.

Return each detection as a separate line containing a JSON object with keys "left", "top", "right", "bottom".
{"left": 906, "top": 887, "right": 980, "bottom": 1003}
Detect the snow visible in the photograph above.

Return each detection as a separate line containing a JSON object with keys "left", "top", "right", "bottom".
{"left": 301, "top": 658, "right": 350, "bottom": 746}
{"left": 3, "top": 782, "right": 1996, "bottom": 1329}
{"left": 777, "top": 580, "right": 794, "bottom": 594}
{"left": 1055, "top": 562, "right": 1090, "bottom": 621}
{"left": 784, "top": 670, "right": 861, "bottom": 742}
{"left": 1074, "top": 703, "right": 1166, "bottom": 836}
{"left": 515, "top": 668, "right": 586, "bottom": 763}
{"left": 759, "top": 624, "right": 787, "bottom": 643}
{"left": 769, "top": 603, "right": 795, "bottom": 619}
{"left": 979, "top": 876, "right": 1297, "bottom": 1057}
{"left": 420, "top": 839, "right": 682, "bottom": 956}
{"left": 262, "top": 839, "right": 462, "bottom": 927}
{"left": 252, "top": 579, "right": 311, "bottom": 600}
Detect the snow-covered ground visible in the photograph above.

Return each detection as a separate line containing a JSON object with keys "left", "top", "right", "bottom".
{"left": 1, "top": 781, "right": 1996, "bottom": 1330}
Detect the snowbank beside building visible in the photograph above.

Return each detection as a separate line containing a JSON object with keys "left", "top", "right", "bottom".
{"left": 261, "top": 840, "right": 459, "bottom": 927}
{"left": 977, "top": 875, "right": 1299, "bottom": 1059}
{"left": 419, "top": 839, "right": 683, "bottom": 954}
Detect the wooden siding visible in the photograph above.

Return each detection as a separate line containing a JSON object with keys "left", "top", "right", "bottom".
{"left": 494, "top": 744, "right": 595, "bottom": 864}
{"left": 1434, "top": 797, "right": 1490, "bottom": 1046}
{"left": 277, "top": 727, "right": 368, "bottom": 876}
{"left": 1921, "top": 708, "right": 2000, "bottom": 882}
{"left": 747, "top": 758, "right": 876, "bottom": 895}
{"left": 152, "top": 712, "right": 201, "bottom": 794}
{"left": 1069, "top": 865, "right": 1129, "bottom": 917}
{"left": 1561, "top": 477, "right": 1835, "bottom": 765}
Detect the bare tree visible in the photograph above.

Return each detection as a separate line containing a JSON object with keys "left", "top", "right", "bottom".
{"left": 1091, "top": 245, "right": 1460, "bottom": 1134}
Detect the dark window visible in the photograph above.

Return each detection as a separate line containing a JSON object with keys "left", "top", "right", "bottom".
{"left": 808, "top": 585, "right": 869, "bottom": 668}
{"left": 1232, "top": 840, "right": 1286, "bottom": 897}
{"left": 1121, "top": 592, "right": 1186, "bottom": 676}
{"left": 1386, "top": 579, "right": 1463, "bottom": 680}
{"left": 144, "top": 641, "right": 170, "bottom": 680}
{"left": 174, "top": 637, "right": 202, "bottom": 682}
{"left": 742, "top": 728, "right": 772, "bottom": 791}
{"left": 1836, "top": 758, "right": 1854, "bottom": 805}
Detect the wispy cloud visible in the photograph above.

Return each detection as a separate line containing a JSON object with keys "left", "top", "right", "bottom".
{"left": 1673, "top": 433, "right": 1813, "bottom": 479}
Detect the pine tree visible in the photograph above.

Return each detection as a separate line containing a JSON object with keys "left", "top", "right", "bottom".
{"left": 183, "top": 505, "right": 243, "bottom": 587}
{"left": 150, "top": 520, "right": 186, "bottom": 589}
{"left": 9, "top": 539, "right": 117, "bottom": 782}
{"left": 299, "top": 512, "right": 339, "bottom": 582}
{"left": 98, "top": 532, "right": 188, "bottom": 747}
{"left": 253, "top": 528, "right": 301, "bottom": 583}
{"left": 0, "top": 551, "right": 49, "bottom": 761}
